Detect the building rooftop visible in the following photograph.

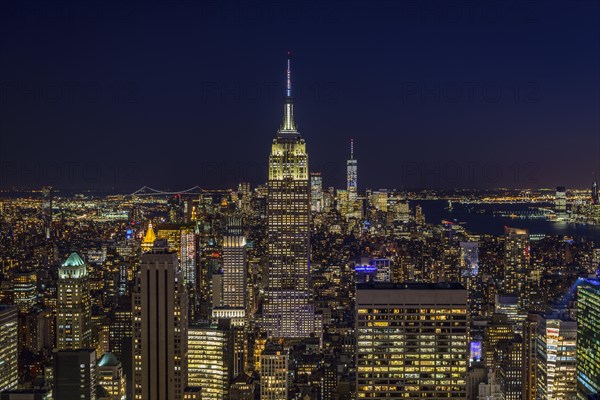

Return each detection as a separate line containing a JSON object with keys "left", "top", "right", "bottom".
{"left": 142, "top": 222, "right": 156, "bottom": 244}
{"left": 62, "top": 252, "right": 85, "bottom": 267}
{"left": 262, "top": 342, "right": 286, "bottom": 356}
{"left": 232, "top": 372, "right": 253, "bottom": 384}
{"left": 59, "top": 252, "right": 87, "bottom": 279}
{"left": 98, "top": 352, "right": 120, "bottom": 367}
{"left": 357, "top": 282, "right": 465, "bottom": 291}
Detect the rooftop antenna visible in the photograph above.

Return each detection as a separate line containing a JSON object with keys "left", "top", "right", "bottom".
{"left": 286, "top": 50, "right": 292, "bottom": 97}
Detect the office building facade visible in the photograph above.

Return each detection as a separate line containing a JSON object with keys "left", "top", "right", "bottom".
{"left": 355, "top": 283, "right": 469, "bottom": 399}
{"left": 133, "top": 241, "right": 188, "bottom": 400}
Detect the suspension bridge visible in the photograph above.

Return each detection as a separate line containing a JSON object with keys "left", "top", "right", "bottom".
{"left": 130, "top": 186, "right": 231, "bottom": 196}
{"left": 130, "top": 186, "right": 207, "bottom": 196}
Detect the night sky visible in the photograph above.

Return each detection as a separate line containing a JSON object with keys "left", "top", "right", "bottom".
{"left": 0, "top": 0, "right": 599, "bottom": 192}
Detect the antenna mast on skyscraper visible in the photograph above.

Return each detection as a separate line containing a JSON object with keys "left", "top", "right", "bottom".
{"left": 287, "top": 50, "right": 292, "bottom": 97}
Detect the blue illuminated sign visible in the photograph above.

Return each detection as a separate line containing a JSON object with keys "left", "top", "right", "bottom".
{"left": 470, "top": 341, "right": 482, "bottom": 361}
{"left": 355, "top": 265, "right": 377, "bottom": 273}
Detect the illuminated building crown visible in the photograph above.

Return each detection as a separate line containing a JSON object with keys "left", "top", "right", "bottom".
{"left": 59, "top": 252, "right": 87, "bottom": 279}
{"left": 143, "top": 222, "right": 156, "bottom": 244}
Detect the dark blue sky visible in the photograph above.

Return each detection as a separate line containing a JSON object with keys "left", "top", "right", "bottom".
{"left": 0, "top": 0, "right": 599, "bottom": 192}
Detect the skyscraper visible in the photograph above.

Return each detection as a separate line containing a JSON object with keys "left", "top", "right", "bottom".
{"left": 222, "top": 217, "right": 247, "bottom": 309}
{"left": 310, "top": 172, "right": 323, "bottom": 213}
{"left": 108, "top": 300, "right": 132, "bottom": 362}
{"left": 522, "top": 313, "right": 541, "bottom": 400}
{"left": 535, "top": 311, "right": 577, "bottom": 400}
{"left": 496, "top": 335, "right": 523, "bottom": 400}
{"left": 97, "top": 352, "right": 126, "bottom": 400}
{"left": 459, "top": 241, "right": 479, "bottom": 277}
{"left": 56, "top": 252, "right": 92, "bottom": 350}
{"left": 347, "top": 139, "right": 358, "bottom": 201}
{"left": 0, "top": 306, "right": 18, "bottom": 392}
{"left": 187, "top": 321, "right": 233, "bottom": 400}
{"left": 576, "top": 279, "right": 600, "bottom": 400}
{"left": 483, "top": 313, "right": 514, "bottom": 369}
{"left": 502, "top": 227, "right": 530, "bottom": 305}
{"left": 53, "top": 349, "right": 97, "bottom": 400}
{"left": 133, "top": 240, "right": 188, "bottom": 400}
{"left": 180, "top": 228, "right": 197, "bottom": 289}
{"left": 41, "top": 186, "right": 52, "bottom": 240}
{"left": 11, "top": 270, "right": 37, "bottom": 313}
{"left": 260, "top": 343, "right": 289, "bottom": 400}
{"left": 212, "top": 308, "right": 247, "bottom": 378}
{"left": 459, "top": 241, "right": 481, "bottom": 314}
{"left": 355, "top": 282, "right": 469, "bottom": 399}
{"left": 180, "top": 227, "right": 199, "bottom": 321}
{"left": 264, "top": 53, "right": 314, "bottom": 338}
{"left": 237, "top": 182, "right": 252, "bottom": 216}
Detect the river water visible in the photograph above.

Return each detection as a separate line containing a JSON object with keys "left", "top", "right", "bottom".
{"left": 413, "top": 200, "right": 600, "bottom": 241}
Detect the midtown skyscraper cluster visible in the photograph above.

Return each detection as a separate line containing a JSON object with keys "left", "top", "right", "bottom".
{"left": 0, "top": 54, "right": 599, "bottom": 400}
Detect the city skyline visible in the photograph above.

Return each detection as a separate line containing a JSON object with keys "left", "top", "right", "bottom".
{"left": 2, "top": 2, "right": 600, "bottom": 400}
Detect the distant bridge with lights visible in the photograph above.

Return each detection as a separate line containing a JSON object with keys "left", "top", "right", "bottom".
{"left": 130, "top": 186, "right": 231, "bottom": 197}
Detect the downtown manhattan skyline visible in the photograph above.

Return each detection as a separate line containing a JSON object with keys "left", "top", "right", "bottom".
{"left": 0, "top": 0, "right": 599, "bottom": 192}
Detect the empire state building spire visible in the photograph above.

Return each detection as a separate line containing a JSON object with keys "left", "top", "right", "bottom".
{"left": 280, "top": 51, "right": 297, "bottom": 134}
{"left": 265, "top": 51, "right": 314, "bottom": 338}
{"left": 286, "top": 51, "right": 292, "bottom": 98}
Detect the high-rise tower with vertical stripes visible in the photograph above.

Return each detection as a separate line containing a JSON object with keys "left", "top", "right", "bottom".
{"left": 133, "top": 240, "right": 188, "bottom": 400}
{"left": 263, "top": 52, "right": 314, "bottom": 338}
{"left": 223, "top": 216, "right": 247, "bottom": 309}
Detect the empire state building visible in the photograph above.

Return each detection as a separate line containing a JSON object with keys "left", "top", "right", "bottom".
{"left": 263, "top": 53, "right": 314, "bottom": 338}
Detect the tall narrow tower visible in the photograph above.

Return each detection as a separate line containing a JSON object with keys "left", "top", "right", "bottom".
{"left": 41, "top": 186, "right": 52, "bottom": 240}
{"left": 133, "top": 240, "right": 188, "bottom": 400}
{"left": 223, "top": 216, "right": 247, "bottom": 309}
{"left": 56, "top": 252, "right": 92, "bottom": 350}
{"left": 502, "top": 227, "right": 530, "bottom": 303}
{"left": 263, "top": 52, "right": 314, "bottom": 338}
{"left": 347, "top": 139, "right": 358, "bottom": 201}
{"left": 0, "top": 306, "right": 18, "bottom": 391}
{"left": 576, "top": 279, "right": 600, "bottom": 400}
